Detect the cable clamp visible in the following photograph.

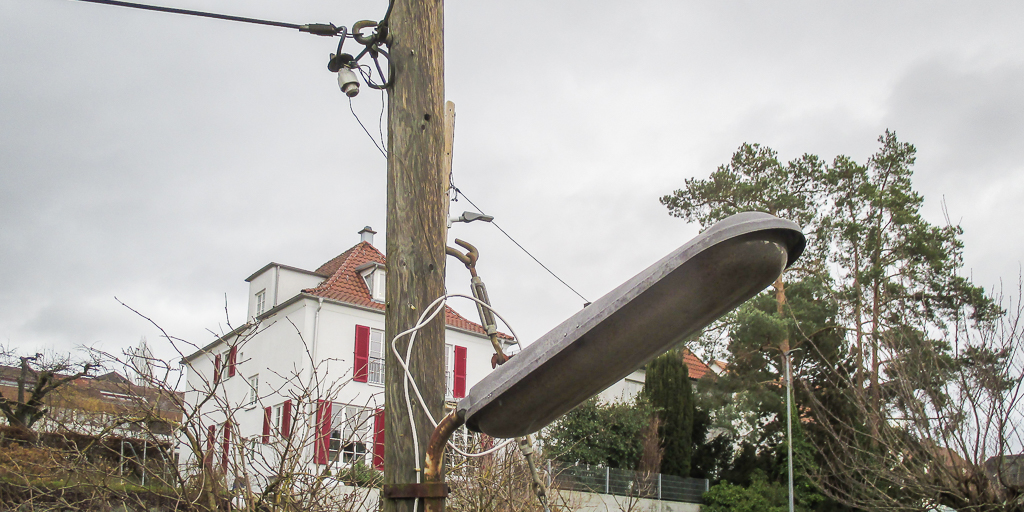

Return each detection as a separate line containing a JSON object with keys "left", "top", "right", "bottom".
{"left": 299, "top": 23, "right": 340, "bottom": 36}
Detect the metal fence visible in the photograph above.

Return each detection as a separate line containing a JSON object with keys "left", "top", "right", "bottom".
{"left": 546, "top": 461, "right": 708, "bottom": 503}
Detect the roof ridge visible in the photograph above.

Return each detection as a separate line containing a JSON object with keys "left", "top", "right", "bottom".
{"left": 303, "top": 241, "right": 509, "bottom": 339}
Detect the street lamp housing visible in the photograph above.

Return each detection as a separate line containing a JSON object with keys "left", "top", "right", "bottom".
{"left": 457, "top": 211, "right": 805, "bottom": 439}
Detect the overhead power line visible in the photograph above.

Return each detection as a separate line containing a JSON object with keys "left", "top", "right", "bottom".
{"left": 68, "top": 0, "right": 343, "bottom": 35}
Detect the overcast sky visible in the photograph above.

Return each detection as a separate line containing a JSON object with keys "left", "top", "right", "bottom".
{"left": 1, "top": 0, "right": 1022, "bottom": 367}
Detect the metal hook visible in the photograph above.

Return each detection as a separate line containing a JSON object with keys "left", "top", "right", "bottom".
{"left": 445, "top": 239, "right": 509, "bottom": 365}
{"left": 352, "top": 20, "right": 379, "bottom": 45}
{"left": 446, "top": 239, "right": 478, "bottom": 272}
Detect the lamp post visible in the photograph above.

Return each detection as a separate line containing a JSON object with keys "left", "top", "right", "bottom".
{"left": 784, "top": 348, "right": 800, "bottom": 512}
{"left": 421, "top": 212, "right": 806, "bottom": 509}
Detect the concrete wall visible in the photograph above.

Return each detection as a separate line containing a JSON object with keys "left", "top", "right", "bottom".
{"left": 322, "top": 485, "right": 701, "bottom": 512}
{"left": 562, "top": 491, "right": 701, "bottom": 512}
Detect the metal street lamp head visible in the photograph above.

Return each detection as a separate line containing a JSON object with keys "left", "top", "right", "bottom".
{"left": 448, "top": 211, "right": 495, "bottom": 227}
{"left": 461, "top": 211, "right": 494, "bottom": 223}
{"left": 457, "top": 211, "right": 805, "bottom": 439}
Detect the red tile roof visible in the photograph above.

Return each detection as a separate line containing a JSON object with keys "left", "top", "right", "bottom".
{"left": 682, "top": 348, "right": 713, "bottom": 380}
{"left": 304, "top": 242, "right": 509, "bottom": 339}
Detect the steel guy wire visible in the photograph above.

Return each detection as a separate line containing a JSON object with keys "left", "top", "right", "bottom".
{"left": 452, "top": 188, "right": 591, "bottom": 305}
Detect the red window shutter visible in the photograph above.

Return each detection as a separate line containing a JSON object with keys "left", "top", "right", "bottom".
{"left": 372, "top": 408, "right": 385, "bottom": 470}
{"left": 205, "top": 425, "right": 215, "bottom": 466}
{"left": 353, "top": 325, "right": 370, "bottom": 383}
{"left": 262, "top": 407, "right": 272, "bottom": 444}
{"left": 453, "top": 345, "right": 467, "bottom": 399}
{"left": 228, "top": 346, "right": 237, "bottom": 377}
{"left": 213, "top": 354, "right": 222, "bottom": 385}
{"left": 282, "top": 400, "right": 292, "bottom": 438}
{"left": 222, "top": 422, "right": 231, "bottom": 470}
{"left": 314, "top": 400, "right": 332, "bottom": 465}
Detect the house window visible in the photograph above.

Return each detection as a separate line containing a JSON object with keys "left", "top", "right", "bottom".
{"left": 451, "top": 424, "right": 476, "bottom": 453}
{"left": 222, "top": 349, "right": 233, "bottom": 379}
{"left": 328, "top": 404, "right": 373, "bottom": 466}
{"left": 445, "top": 344, "right": 455, "bottom": 398}
{"left": 445, "top": 421, "right": 479, "bottom": 471}
{"left": 360, "top": 266, "right": 386, "bottom": 303}
{"left": 272, "top": 404, "right": 283, "bottom": 434}
{"left": 248, "top": 374, "right": 259, "bottom": 406}
{"left": 372, "top": 271, "right": 385, "bottom": 302}
{"left": 368, "top": 329, "right": 384, "bottom": 386}
{"left": 255, "top": 289, "right": 267, "bottom": 315}
{"left": 445, "top": 345, "right": 467, "bottom": 399}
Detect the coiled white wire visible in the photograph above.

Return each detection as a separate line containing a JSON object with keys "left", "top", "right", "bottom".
{"left": 388, "top": 293, "right": 524, "bottom": 502}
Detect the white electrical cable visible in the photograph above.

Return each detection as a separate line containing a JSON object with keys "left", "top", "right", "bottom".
{"left": 391, "top": 296, "right": 449, "bottom": 512}
{"left": 394, "top": 295, "right": 520, "bottom": 456}
{"left": 389, "top": 294, "right": 523, "bottom": 464}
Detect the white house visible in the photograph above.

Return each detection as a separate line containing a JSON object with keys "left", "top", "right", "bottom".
{"left": 180, "top": 227, "right": 511, "bottom": 485}
{"left": 598, "top": 348, "right": 714, "bottom": 403}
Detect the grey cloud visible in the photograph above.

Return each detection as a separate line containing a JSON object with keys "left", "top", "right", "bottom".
{"left": 884, "top": 58, "right": 1024, "bottom": 186}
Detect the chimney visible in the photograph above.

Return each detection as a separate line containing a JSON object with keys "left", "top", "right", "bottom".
{"left": 358, "top": 226, "right": 377, "bottom": 245}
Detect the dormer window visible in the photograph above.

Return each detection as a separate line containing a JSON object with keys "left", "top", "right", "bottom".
{"left": 356, "top": 262, "right": 386, "bottom": 303}
{"left": 255, "top": 289, "right": 267, "bottom": 315}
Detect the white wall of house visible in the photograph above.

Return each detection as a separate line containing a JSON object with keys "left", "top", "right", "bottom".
{"left": 274, "top": 268, "right": 324, "bottom": 309}
{"left": 599, "top": 369, "right": 646, "bottom": 403}
{"left": 245, "top": 265, "right": 324, "bottom": 319}
{"left": 182, "top": 293, "right": 504, "bottom": 488}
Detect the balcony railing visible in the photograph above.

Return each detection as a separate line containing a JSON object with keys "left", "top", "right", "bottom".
{"left": 368, "top": 358, "right": 384, "bottom": 385}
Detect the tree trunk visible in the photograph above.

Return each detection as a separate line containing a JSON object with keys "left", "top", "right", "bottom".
{"left": 774, "top": 276, "right": 790, "bottom": 353}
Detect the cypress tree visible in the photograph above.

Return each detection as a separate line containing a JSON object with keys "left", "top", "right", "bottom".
{"left": 643, "top": 351, "right": 694, "bottom": 477}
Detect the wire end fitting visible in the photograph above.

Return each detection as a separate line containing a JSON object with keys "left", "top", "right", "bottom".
{"left": 299, "top": 23, "right": 340, "bottom": 36}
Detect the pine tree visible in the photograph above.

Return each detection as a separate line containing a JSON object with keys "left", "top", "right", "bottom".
{"left": 643, "top": 351, "right": 694, "bottom": 477}
{"left": 661, "top": 131, "right": 1005, "bottom": 511}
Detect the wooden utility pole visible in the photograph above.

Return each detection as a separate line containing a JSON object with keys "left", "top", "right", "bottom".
{"left": 383, "top": 0, "right": 446, "bottom": 510}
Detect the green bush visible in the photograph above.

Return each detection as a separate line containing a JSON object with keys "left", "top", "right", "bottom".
{"left": 336, "top": 461, "right": 383, "bottom": 488}
{"left": 545, "top": 396, "right": 653, "bottom": 470}
{"left": 703, "top": 470, "right": 789, "bottom": 512}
